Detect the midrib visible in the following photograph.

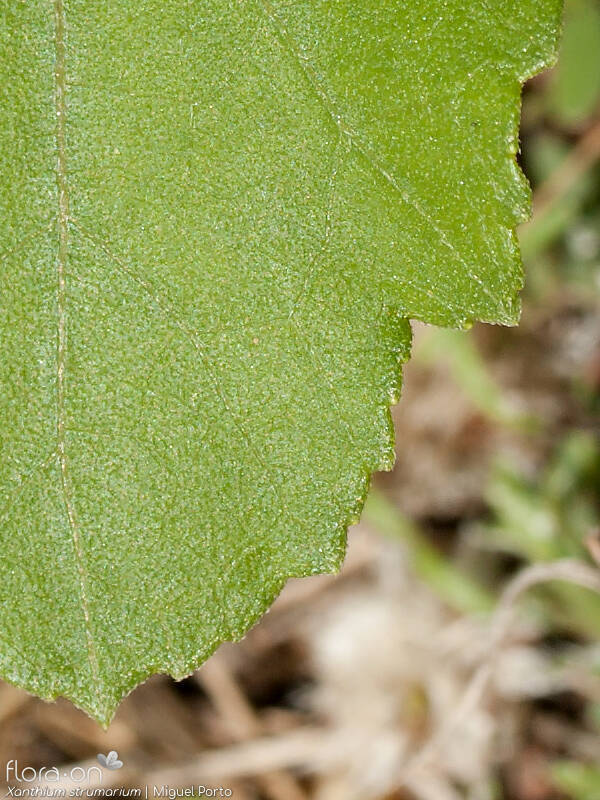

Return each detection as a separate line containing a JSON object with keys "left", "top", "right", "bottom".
{"left": 53, "top": 0, "right": 100, "bottom": 695}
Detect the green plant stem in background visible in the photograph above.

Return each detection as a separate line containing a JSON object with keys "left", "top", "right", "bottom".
{"left": 482, "top": 433, "right": 600, "bottom": 640}
{"left": 415, "top": 328, "right": 539, "bottom": 432}
{"left": 551, "top": 761, "right": 600, "bottom": 800}
{"left": 364, "top": 491, "right": 494, "bottom": 616}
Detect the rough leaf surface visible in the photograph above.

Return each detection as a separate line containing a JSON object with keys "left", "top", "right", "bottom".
{"left": 0, "top": 0, "right": 561, "bottom": 722}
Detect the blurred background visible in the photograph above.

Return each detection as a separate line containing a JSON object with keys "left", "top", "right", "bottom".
{"left": 1, "top": 2, "right": 600, "bottom": 797}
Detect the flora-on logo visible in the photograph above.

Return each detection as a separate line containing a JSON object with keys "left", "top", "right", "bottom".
{"left": 6, "top": 760, "right": 102, "bottom": 784}
{"left": 97, "top": 751, "right": 123, "bottom": 770}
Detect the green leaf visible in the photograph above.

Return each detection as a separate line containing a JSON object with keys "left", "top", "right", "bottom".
{"left": 0, "top": 0, "right": 561, "bottom": 723}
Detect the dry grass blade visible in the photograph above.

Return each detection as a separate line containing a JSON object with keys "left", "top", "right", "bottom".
{"left": 401, "top": 558, "right": 600, "bottom": 783}
{"left": 198, "top": 655, "right": 310, "bottom": 800}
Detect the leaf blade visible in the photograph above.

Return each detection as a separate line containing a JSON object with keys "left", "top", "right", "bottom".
{"left": 0, "top": 0, "right": 561, "bottom": 722}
